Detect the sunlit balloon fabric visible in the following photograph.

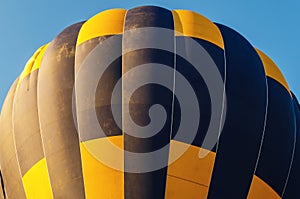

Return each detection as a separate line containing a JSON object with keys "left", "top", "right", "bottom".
{"left": 0, "top": 6, "right": 299, "bottom": 199}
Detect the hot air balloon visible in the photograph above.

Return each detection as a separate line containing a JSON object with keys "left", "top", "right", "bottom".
{"left": 0, "top": 6, "right": 299, "bottom": 199}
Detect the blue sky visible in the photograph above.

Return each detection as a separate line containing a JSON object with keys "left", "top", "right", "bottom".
{"left": 0, "top": 0, "right": 299, "bottom": 107}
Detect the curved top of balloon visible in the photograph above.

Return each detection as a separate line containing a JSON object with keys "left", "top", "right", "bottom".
{"left": 0, "top": 5, "right": 299, "bottom": 199}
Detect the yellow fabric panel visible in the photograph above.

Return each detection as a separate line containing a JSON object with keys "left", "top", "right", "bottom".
{"left": 77, "top": 9, "right": 126, "bottom": 46}
{"left": 167, "top": 140, "right": 216, "bottom": 187}
{"left": 18, "top": 45, "right": 47, "bottom": 86}
{"left": 247, "top": 175, "right": 280, "bottom": 199}
{"left": 256, "top": 49, "right": 291, "bottom": 94}
{"left": 31, "top": 43, "right": 49, "bottom": 72}
{"left": 165, "top": 175, "right": 208, "bottom": 199}
{"left": 172, "top": 10, "right": 224, "bottom": 49}
{"left": 22, "top": 158, "right": 53, "bottom": 199}
{"left": 80, "top": 136, "right": 124, "bottom": 199}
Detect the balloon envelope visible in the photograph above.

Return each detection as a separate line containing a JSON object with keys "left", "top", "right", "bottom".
{"left": 0, "top": 6, "right": 299, "bottom": 199}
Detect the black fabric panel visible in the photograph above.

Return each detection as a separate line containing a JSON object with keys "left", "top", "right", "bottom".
{"left": 75, "top": 35, "right": 113, "bottom": 73}
{"left": 38, "top": 22, "right": 85, "bottom": 198}
{"left": 123, "top": 49, "right": 173, "bottom": 199}
{"left": 172, "top": 37, "right": 224, "bottom": 152}
{"left": 123, "top": 6, "right": 174, "bottom": 199}
{"left": 283, "top": 95, "right": 300, "bottom": 199}
{"left": 256, "top": 78, "right": 295, "bottom": 196}
{"left": 0, "top": 170, "right": 6, "bottom": 199}
{"left": 0, "top": 79, "right": 26, "bottom": 199}
{"left": 75, "top": 35, "right": 123, "bottom": 141}
{"left": 124, "top": 6, "right": 174, "bottom": 30}
{"left": 12, "top": 71, "right": 44, "bottom": 176}
{"left": 125, "top": 82, "right": 174, "bottom": 153}
{"left": 95, "top": 56, "right": 122, "bottom": 138}
{"left": 207, "top": 24, "right": 267, "bottom": 199}
{"left": 283, "top": 93, "right": 299, "bottom": 198}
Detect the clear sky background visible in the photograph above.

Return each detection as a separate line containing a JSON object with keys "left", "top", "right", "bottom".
{"left": 0, "top": 0, "right": 299, "bottom": 107}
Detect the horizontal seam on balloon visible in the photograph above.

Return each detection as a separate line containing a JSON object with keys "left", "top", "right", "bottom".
{"left": 76, "top": 33, "right": 123, "bottom": 47}
{"left": 175, "top": 35, "right": 224, "bottom": 50}
{"left": 167, "top": 174, "right": 209, "bottom": 187}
